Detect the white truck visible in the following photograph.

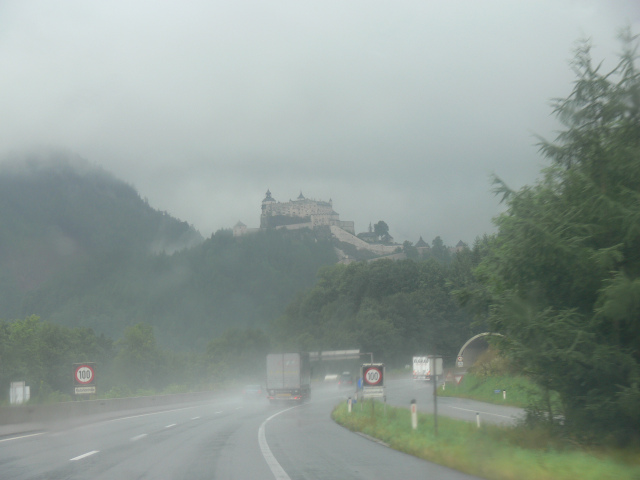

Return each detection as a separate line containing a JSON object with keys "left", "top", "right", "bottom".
{"left": 412, "top": 355, "right": 442, "bottom": 381}
{"left": 266, "top": 353, "right": 311, "bottom": 404}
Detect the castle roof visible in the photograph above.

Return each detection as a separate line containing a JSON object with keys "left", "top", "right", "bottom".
{"left": 297, "top": 191, "right": 305, "bottom": 200}
{"left": 234, "top": 221, "right": 246, "bottom": 228}
{"left": 456, "top": 240, "right": 468, "bottom": 248}
{"left": 415, "top": 236, "right": 429, "bottom": 248}
{"left": 262, "top": 189, "right": 275, "bottom": 203}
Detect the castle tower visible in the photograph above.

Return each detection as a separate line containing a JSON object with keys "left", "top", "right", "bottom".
{"left": 262, "top": 189, "right": 276, "bottom": 213}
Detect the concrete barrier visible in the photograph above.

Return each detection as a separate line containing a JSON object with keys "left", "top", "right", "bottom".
{"left": 0, "top": 391, "right": 219, "bottom": 437}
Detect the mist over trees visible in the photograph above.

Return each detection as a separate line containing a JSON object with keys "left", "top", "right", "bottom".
{"left": 273, "top": 251, "right": 482, "bottom": 367}
{"left": 0, "top": 154, "right": 337, "bottom": 350}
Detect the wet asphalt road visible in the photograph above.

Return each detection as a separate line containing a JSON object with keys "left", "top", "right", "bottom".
{"left": 0, "top": 380, "right": 522, "bottom": 479}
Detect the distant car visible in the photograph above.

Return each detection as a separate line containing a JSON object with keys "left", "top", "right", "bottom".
{"left": 243, "top": 384, "right": 265, "bottom": 401}
{"left": 337, "top": 373, "right": 353, "bottom": 389}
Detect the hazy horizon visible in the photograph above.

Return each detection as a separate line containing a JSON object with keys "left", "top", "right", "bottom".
{"left": 1, "top": 1, "right": 638, "bottom": 245}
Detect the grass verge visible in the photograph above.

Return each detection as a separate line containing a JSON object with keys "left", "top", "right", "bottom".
{"left": 332, "top": 400, "right": 640, "bottom": 480}
{"left": 438, "top": 373, "right": 553, "bottom": 408}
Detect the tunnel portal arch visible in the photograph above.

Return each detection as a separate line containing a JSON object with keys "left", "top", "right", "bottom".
{"left": 456, "top": 333, "right": 503, "bottom": 370}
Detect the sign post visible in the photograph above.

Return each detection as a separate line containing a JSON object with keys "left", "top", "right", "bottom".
{"left": 430, "top": 355, "right": 442, "bottom": 436}
{"left": 73, "top": 363, "right": 96, "bottom": 397}
{"left": 410, "top": 399, "right": 417, "bottom": 429}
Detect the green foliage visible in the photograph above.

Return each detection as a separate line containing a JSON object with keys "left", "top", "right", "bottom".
{"left": 332, "top": 401, "right": 640, "bottom": 480}
{"left": 112, "top": 323, "right": 163, "bottom": 390}
{"left": 429, "top": 236, "right": 451, "bottom": 265}
{"left": 439, "top": 373, "right": 550, "bottom": 409}
{"left": 0, "top": 316, "right": 223, "bottom": 399}
{"left": 402, "top": 240, "right": 419, "bottom": 260}
{"left": 273, "top": 255, "right": 480, "bottom": 365}
{"left": 0, "top": 152, "right": 338, "bottom": 350}
{"left": 373, "top": 220, "right": 392, "bottom": 243}
{"left": 478, "top": 31, "right": 640, "bottom": 442}
{"left": 0, "top": 315, "right": 113, "bottom": 402}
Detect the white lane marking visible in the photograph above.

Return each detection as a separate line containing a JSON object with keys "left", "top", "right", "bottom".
{"left": 104, "top": 406, "right": 194, "bottom": 423}
{"left": 446, "top": 406, "right": 513, "bottom": 419}
{"left": 356, "top": 432, "right": 390, "bottom": 447}
{"left": 0, "top": 432, "right": 45, "bottom": 443}
{"left": 215, "top": 411, "right": 223, "bottom": 414}
{"left": 70, "top": 450, "right": 99, "bottom": 461}
{"left": 258, "top": 406, "right": 300, "bottom": 480}
{"left": 191, "top": 416, "right": 201, "bottom": 420}
{"left": 235, "top": 407, "right": 243, "bottom": 410}
{"left": 165, "top": 424, "right": 177, "bottom": 428}
{"left": 130, "top": 434, "right": 148, "bottom": 441}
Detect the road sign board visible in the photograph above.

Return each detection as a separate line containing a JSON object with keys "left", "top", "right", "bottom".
{"left": 362, "top": 365, "right": 384, "bottom": 387}
{"left": 362, "top": 386, "right": 385, "bottom": 399}
{"left": 74, "top": 364, "right": 95, "bottom": 385}
{"left": 454, "top": 374, "right": 464, "bottom": 385}
{"left": 75, "top": 386, "right": 96, "bottom": 395}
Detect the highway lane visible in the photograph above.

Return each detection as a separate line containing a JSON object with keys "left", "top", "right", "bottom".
{"left": 265, "top": 385, "right": 481, "bottom": 480}
{"left": 383, "top": 378, "right": 526, "bottom": 426}
{"left": 0, "top": 382, "right": 503, "bottom": 480}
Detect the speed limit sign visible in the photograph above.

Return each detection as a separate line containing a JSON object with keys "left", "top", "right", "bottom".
{"left": 74, "top": 364, "right": 95, "bottom": 385}
{"left": 362, "top": 365, "right": 384, "bottom": 387}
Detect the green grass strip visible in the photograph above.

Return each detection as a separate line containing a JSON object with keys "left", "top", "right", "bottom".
{"left": 332, "top": 400, "right": 640, "bottom": 480}
{"left": 437, "top": 374, "right": 542, "bottom": 408}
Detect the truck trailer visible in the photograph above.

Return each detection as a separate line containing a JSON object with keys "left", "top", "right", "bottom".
{"left": 412, "top": 355, "right": 442, "bottom": 381}
{"left": 266, "top": 353, "right": 311, "bottom": 403}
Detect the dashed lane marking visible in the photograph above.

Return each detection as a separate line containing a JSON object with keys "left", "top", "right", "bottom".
{"left": 0, "top": 433, "right": 45, "bottom": 443}
{"left": 70, "top": 450, "right": 99, "bottom": 461}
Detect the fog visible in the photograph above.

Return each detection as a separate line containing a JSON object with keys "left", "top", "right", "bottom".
{"left": 1, "top": 1, "right": 638, "bottom": 244}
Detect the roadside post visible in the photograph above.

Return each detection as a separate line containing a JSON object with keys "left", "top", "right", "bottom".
{"left": 429, "top": 355, "right": 443, "bottom": 436}
{"left": 411, "top": 399, "right": 417, "bottom": 430}
{"left": 348, "top": 397, "right": 352, "bottom": 413}
{"left": 476, "top": 412, "right": 481, "bottom": 428}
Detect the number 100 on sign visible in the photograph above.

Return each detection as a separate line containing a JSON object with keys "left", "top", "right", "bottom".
{"left": 74, "top": 364, "right": 95, "bottom": 385}
{"left": 363, "top": 365, "right": 384, "bottom": 386}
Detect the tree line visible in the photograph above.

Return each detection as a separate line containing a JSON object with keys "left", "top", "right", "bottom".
{"left": 463, "top": 31, "right": 640, "bottom": 443}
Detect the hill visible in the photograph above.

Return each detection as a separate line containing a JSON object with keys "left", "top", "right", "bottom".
{"left": 0, "top": 150, "right": 337, "bottom": 349}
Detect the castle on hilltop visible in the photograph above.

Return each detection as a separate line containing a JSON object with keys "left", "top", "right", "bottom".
{"left": 232, "top": 190, "right": 468, "bottom": 259}
{"left": 258, "top": 190, "right": 355, "bottom": 234}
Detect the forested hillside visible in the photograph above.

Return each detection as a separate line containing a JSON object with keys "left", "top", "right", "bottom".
{"left": 37, "top": 227, "right": 338, "bottom": 350}
{"left": 0, "top": 151, "right": 203, "bottom": 314}
{"left": 273, "top": 248, "right": 485, "bottom": 367}
{"left": 0, "top": 151, "right": 337, "bottom": 349}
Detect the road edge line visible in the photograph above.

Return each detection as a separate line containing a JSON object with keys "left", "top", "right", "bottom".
{"left": 258, "top": 406, "right": 300, "bottom": 480}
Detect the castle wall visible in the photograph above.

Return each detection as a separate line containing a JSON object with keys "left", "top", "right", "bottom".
{"left": 330, "top": 226, "right": 398, "bottom": 255}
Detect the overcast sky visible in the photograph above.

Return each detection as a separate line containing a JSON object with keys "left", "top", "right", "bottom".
{"left": 1, "top": 1, "right": 638, "bottom": 245}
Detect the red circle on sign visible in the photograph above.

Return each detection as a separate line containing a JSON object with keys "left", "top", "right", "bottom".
{"left": 75, "top": 365, "right": 95, "bottom": 384}
{"left": 363, "top": 366, "right": 383, "bottom": 386}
